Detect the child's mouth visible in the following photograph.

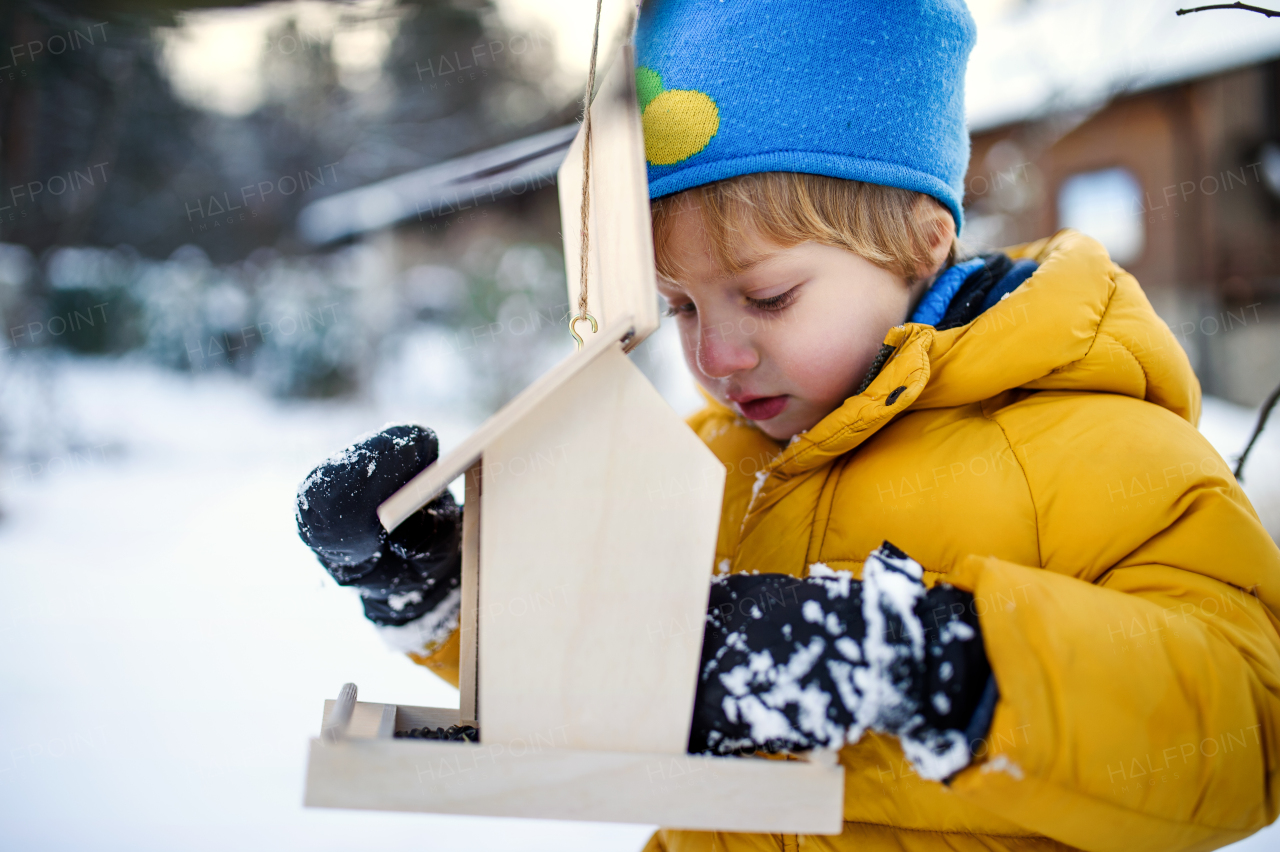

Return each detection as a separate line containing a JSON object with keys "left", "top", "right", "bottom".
{"left": 736, "top": 395, "right": 788, "bottom": 421}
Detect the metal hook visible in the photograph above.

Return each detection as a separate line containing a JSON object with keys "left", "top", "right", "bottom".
{"left": 569, "top": 312, "right": 598, "bottom": 350}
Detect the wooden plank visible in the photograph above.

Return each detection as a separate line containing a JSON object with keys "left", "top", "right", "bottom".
{"left": 479, "top": 347, "right": 725, "bottom": 755}
{"left": 377, "top": 317, "right": 635, "bottom": 532}
{"left": 558, "top": 42, "right": 659, "bottom": 352}
{"left": 459, "top": 459, "right": 482, "bottom": 726}
{"left": 394, "top": 705, "right": 461, "bottom": 733}
{"left": 376, "top": 704, "right": 397, "bottom": 739}
{"left": 305, "top": 737, "right": 844, "bottom": 834}
{"left": 321, "top": 699, "right": 398, "bottom": 740}
{"left": 381, "top": 38, "right": 655, "bottom": 532}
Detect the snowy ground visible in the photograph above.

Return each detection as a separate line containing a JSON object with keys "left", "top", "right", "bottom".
{"left": 0, "top": 347, "right": 1276, "bottom": 851}
{"left": 0, "top": 353, "right": 657, "bottom": 852}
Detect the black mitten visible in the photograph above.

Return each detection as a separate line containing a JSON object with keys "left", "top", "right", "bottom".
{"left": 296, "top": 424, "right": 462, "bottom": 629}
{"left": 690, "top": 542, "right": 993, "bottom": 781}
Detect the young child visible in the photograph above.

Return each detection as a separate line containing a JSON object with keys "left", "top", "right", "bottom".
{"left": 296, "top": 1, "right": 1280, "bottom": 850}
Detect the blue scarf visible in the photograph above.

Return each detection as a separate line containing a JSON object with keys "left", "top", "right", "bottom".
{"left": 910, "top": 254, "right": 1038, "bottom": 329}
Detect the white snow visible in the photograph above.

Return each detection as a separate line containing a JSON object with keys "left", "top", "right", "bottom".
{"left": 939, "top": 619, "right": 976, "bottom": 645}
{"left": 0, "top": 356, "right": 653, "bottom": 852}
{"left": 725, "top": 694, "right": 794, "bottom": 743}
{"left": 862, "top": 548, "right": 927, "bottom": 662}
{"left": 858, "top": 548, "right": 971, "bottom": 781}
{"left": 386, "top": 589, "right": 424, "bottom": 612}
{"left": 980, "top": 753, "right": 1025, "bottom": 781}
{"left": 377, "top": 587, "right": 461, "bottom": 654}
{"left": 835, "top": 637, "right": 862, "bottom": 663}
{"left": 1198, "top": 397, "right": 1280, "bottom": 540}
{"left": 718, "top": 661, "right": 754, "bottom": 698}
{"left": 716, "top": 630, "right": 847, "bottom": 751}
{"left": 807, "top": 562, "right": 853, "bottom": 599}
{"left": 899, "top": 728, "right": 971, "bottom": 782}
{"left": 801, "top": 599, "right": 825, "bottom": 625}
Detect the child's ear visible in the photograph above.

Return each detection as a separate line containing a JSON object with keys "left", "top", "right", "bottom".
{"left": 917, "top": 200, "right": 958, "bottom": 278}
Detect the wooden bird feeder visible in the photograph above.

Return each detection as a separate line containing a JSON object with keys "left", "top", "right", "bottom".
{"left": 302, "top": 24, "right": 845, "bottom": 833}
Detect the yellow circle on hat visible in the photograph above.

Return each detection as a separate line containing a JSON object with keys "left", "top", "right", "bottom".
{"left": 642, "top": 89, "right": 720, "bottom": 166}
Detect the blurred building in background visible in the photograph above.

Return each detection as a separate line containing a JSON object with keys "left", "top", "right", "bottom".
{"left": 0, "top": 0, "right": 585, "bottom": 414}
{"left": 291, "top": 120, "right": 579, "bottom": 406}
{"left": 962, "top": 1, "right": 1280, "bottom": 406}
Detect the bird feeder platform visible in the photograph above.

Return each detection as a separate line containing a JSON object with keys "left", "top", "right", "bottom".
{"left": 303, "top": 21, "right": 845, "bottom": 833}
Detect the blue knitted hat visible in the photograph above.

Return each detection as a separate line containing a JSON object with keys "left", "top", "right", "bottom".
{"left": 634, "top": 0, "right": 976, "bottom": 228}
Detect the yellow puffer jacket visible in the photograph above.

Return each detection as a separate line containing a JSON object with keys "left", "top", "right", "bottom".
{"left": 416, "top": 231, "right": 1280, "bottom": 852}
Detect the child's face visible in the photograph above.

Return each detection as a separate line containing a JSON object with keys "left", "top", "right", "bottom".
{"left": 656, "top": 201, "right": 934, "bottom": 441}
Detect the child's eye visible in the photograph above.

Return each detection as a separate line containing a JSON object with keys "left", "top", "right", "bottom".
{"left": 746, "top": 286, "right": 799, "bottom": 312}
{"left": 663, "top": 301, "right": 696, "bottom": 318}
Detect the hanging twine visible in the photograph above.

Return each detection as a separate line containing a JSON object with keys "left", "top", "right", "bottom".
{"left": 570, "top": 0, "right": 604, "bottom": 349}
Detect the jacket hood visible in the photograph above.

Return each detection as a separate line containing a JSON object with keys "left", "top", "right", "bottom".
{"left": 749, "top": 229, "right": 1202, "bottom": 479}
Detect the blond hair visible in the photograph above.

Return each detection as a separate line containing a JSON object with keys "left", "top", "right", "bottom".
{"left": 651, "top": 172, "right": 955, "bottom": 284}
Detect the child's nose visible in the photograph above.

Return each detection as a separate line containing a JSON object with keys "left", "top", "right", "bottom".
{"left": 695, "top": 320, "right": 759, "bottom": 378}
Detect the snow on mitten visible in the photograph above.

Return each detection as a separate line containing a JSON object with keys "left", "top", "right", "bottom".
{"left": 296, "top": 424, "right": 462, "bottom": 653}
{"left": 689, "top": 542, "right": 994, "bottom": 781}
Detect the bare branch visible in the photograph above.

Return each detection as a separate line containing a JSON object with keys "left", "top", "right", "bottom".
{"left": 1177, "top": 2, "right": 1280, "bottom": 17}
